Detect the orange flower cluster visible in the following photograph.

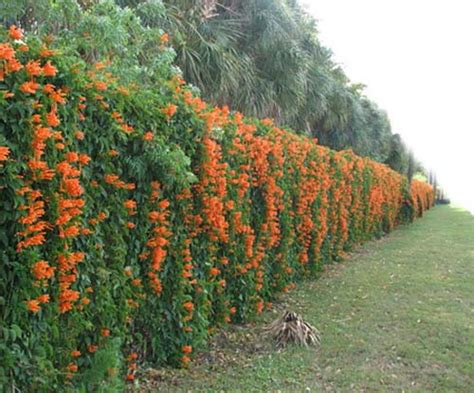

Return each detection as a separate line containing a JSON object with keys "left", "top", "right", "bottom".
{"left": 124, "top": 199, "right": 137, "bottom": 215}
{"left": 197, "top": 137, "right": 229, "bottom": 243}
{"left": 16, "top": 187, "right": 51, "bottom": 251}
{"left": 125, "top": 352, "right": 138, "bottom": 381}
{"left": 143, "top": 131, "right": 154, "bottom": 141}
{"left": 26, "top": 258, "right": 54, "bottom": 312}
{"left": 145, "top": 184, "right": 172, "bottom": 295}
{"left": 9, "top": 25, "right": 23, "bottom": 40}
{"left": 410, "top": 180, "right": 434, "bottom": 217}
{"left": 183, "top": 90, "right": 207, "bottom": 113}
{"left": 160, "top": 33, "right": 169, "bottom": 45}
{"left": 56, "top": 153, "right": 87, "bottom": 238}
{"left": 293, "top": 143, "right": 325, "bottom": 264}
{"left": 162, "top": 103, "right": 177, "bottom": 120}
{"left": 0, "top": 41, "right": 22, "bottom": 79}
{"left": 181, "top": 345, "right": 192, "bottom": 365}
{"left": 181, "top": 239, "right": 194, "bottom": 280}
{"left": 104, "top": 173, "right": 135, "bottom": 190}
{"left": 0, "top": 146, "right": 10, "bottom": 161}
{"left": 31, "top": 260, "right": 55, "bottom": 281}
{"left": 57, "top": 252, "right": 84, "bottom": 313}
{"left": 183, "top": 300, "right": 194, "bottom": 323}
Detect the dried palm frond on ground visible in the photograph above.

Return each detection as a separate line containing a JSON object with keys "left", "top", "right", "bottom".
{"left": 265, "top": 310, "right": 321, "bottom": 348}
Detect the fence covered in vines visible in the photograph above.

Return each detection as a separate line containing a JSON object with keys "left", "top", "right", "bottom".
{"left": 0, "top": 27, "right": 433, "bottom": 390}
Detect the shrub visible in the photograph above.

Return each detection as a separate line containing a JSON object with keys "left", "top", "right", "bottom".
{"left": 0, "top": 27, "right": 433, "bottom": 390}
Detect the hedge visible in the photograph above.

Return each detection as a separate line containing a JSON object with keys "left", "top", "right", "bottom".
{"left": 0, "top": 27, "right": 434, "bottom": 390}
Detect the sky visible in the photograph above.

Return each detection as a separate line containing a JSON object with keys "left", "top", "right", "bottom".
{"left": 303, "top": 0, "right": 474, "bottom": 213}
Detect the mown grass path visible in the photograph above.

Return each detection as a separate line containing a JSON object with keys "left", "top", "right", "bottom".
{"left": 138, "top": 206, "right": 474, "bottom": 392}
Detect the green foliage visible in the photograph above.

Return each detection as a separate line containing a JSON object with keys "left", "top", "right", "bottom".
{"left": 80, "top": 338, "right": 125, "bottom": 392}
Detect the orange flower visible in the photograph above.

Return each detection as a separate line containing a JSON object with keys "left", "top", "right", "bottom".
{"left": 123, "top": 200, "right": 136, "bottom": 210}
{"left": 75, "top": 131, "right": 84, "bottom": 140}
{"left": 88, "top": 344, "right": 98, "bottom": 353}
{"left": 121, "top": 124, "right": 134, "bottom": 133}
{"left": 160, "top": 33, "right": 169, "bottom": 44}
{"left": 209, "top": 267, "right": 220, "bottom": 276}
{"left": 46, "top": 110, "right": 60, "bottom": 127}
{"left": 183, "top": 301, "right": 194, "bottom": 312}
{"left": 0, "top": 43, "right": 15, "bottom": 60}
{"left": 127, "top": 352, "right": 138, "bottom": 361}
{"left": 59, "top": 301, "right": 72, "bottom": 313}
{"left": 95, "top": 81, "right": 107, "bottom": 91}
{"left": 143, "top": 131, "right": 153, "bottom": 141}
{"left": 148, "top": 211, "right": 161, "bottom": 222}
{"left": 101, "top": 328, "right": 110, "bottom": 337}
{"left": 59, "top": 289, "right": 80, "bottom": 302}
{"left": 9, "top": 25, "right": 23, "bottom": 40}
{"left": 6, "top": 57, "right": 22, "bottom": 72}
{"left": 181, "top": 355, "right": 190, "bottom": 365}
{"left": 71, "top": 350, "right": 81, "bottom": 358}
{"left": 162, "top": 104, "right": 177, "bottom": 119}
{"left": 26, "top": 299, "right": 41, "bottom": 313}
{"left": 125, "top": 373, "right": 135, "bottom": 381}
{"left": 182, "top": 345, "right": 192, "bottom": 354}
{"left": 157, "top": 199, "right": 170, "bottom": 209}
{"left": 0, "top": 146, "right": 10, "bottom": 161}
{"left": 20, "top": 81, "right": 40, "bottom": 94}
{"left": 36, "top": 294, "right": 50, "bottom": 303}
{"left": 78, "top": 154, "right": 91, "bottom": 165}
{"left": 39, "top": 44, "right": 55, "bottom": 57}
{"left": 64, "top": 179, "right": 83, "bottom": 196}
{"left": 65, "top": 152, "right": 79, "bottom": 162}
{"left": 25, "top": 60, "right": 42, "bottom": 77}
{"left": 104, "top": 174, "right": 119, "bottom": 184}
{"left": 31, "top": 260, "right": 55, "bottom": 280}
{"left": 42, "top": 61, "right": 57, "bottom": 77}
{"left": 67, "top": 363, "right": 78, "bottom": 372}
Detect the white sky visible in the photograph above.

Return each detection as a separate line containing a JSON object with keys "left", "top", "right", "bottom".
{"left": 303, "top": 0, "right": 474, "bottom": 213}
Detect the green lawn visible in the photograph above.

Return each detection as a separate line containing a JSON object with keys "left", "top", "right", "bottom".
{"left": 136, "top": 206, "right": 474, "bottom": 392}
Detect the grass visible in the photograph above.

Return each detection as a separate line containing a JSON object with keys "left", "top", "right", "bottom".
{"left": 135, "top": 205, "right": 474, "bottom": 392}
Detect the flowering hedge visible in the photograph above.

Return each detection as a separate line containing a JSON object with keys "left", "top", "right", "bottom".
{"left": 0, "top": 27, "right": 433, "bottom": 390}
